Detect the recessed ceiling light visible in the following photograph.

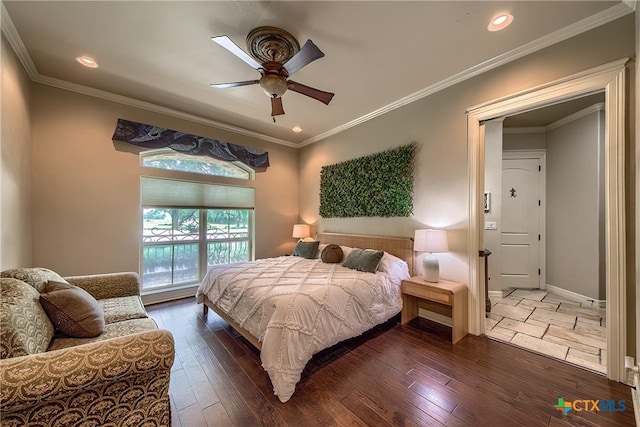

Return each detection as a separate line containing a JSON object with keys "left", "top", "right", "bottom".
{"left": 75, "top": 56, "right": 99, "bottom": 68}
{"left": 292, "top": 126, "right": 302, "bottom": 133}
{"left": 487, "top": 13, "right": 513, "bottom": 32}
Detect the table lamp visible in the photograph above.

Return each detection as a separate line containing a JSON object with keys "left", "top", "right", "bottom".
{"left": 414, "top": 229, "right": 449, "bottom": 282}
{"left": 292, "top": 224, "right": 311, "bottom": 241}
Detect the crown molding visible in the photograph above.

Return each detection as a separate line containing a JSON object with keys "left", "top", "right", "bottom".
{"left": 299, "top": 2, "right": 634, "bottom": 147}
{"left": 546, "top": 102, "right": 605, "bottom": 131}
{"left": 2, "top": 1, "right": 633, "bottom": 149}
{"left": 503, "top": 127, "right": 546, "bottom": 134}
{"left": 34, "top": 74, "right": 298, "bottom": 148}
{"left": 0, "top": 2, "right": 297, "bottom": 148}
{"left": 1, "top": 2, "right": 38, "bottom": 78}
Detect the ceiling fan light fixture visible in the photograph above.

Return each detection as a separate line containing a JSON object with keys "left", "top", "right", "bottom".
{"left": 259, "top": 74, "right": 288, "bottom": 98}
{"left": 211, "top": 26, "right": 333, "bottom": 117}
{"left": 488, "top": 13, "right": 513, "bottom": 31}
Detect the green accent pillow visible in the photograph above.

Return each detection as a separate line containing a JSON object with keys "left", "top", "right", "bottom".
{"left": 40, "top": 281, "right": 105, "bottom": 338}
{"left": 342, "top": 248, "right": 384, "bottom": 273}
{"left": 292, "top": 241, "right": 320, "bottom": 259}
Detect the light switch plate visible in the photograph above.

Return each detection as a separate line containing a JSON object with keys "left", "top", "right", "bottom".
{"left": 485, "top": 221, "right": 497, "bottom": 230}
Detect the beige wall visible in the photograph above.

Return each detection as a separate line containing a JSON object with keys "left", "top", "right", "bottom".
{"left": 300, "top": 83, "right": 471, "bottom": 284}
{"left": 503, "top": 131, "right": 546, "bottom": 151}
{"left": 1, "top": 34, "right": 33, "bottom": 269}
{"left": 482, "top": 120, "right": 503, "bottom": 291}
{"left": 29, "top": 84, "right": 298, "bottom": 276}
{"left": 546, "top": 111, "right": 603, "bottom": 300}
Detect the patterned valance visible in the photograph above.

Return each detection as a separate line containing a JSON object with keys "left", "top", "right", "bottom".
{"left": 112, "top": 119, "right": 269, "bottom": 170}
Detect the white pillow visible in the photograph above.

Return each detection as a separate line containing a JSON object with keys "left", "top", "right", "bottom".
{"left": 377, "top": 252, "right": 410, "bottom": 282}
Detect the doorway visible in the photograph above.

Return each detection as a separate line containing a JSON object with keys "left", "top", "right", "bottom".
{"left": 483, "top": 97, "right": 607, "bottom": 373}
{"left": 466, "top": 58, "right": 628, "bottom": 382}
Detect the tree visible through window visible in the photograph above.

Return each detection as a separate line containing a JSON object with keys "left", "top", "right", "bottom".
{"left": 142, "top": 208, "right": 251, "bottom": 289}
{"left": 141, "top": 150, "right": 253, "bottom": 179}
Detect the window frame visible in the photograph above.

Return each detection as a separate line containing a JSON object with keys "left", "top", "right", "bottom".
{"left": 141, "top": 206, "right": 254, "bottom": 291}
{"left": 140, "top": 148, "right": 255, "bottom": 180}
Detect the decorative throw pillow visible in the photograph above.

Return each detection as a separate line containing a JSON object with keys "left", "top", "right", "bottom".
{"left": 292, "top": 240, "right": 320, "bottom": 259}
{"left": 321, "top": 244, "right": 344, "bottom": 263}
{"left": 40, "top": 281, "right": 105, "bottom": 338}
{"left": 342, "top": 248, "right": 384, "bottom": 273}
{"left": 1, "top": 267, "right": 68, "bottom": 292}
{"left": 0, "top": 278, "right": 55, "bottom": 358}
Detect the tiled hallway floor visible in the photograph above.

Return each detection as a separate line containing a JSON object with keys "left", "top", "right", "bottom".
{"left": 486, "top": 288, "right": 607, "bottom": 374}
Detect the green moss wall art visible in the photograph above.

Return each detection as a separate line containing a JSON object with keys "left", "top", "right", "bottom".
{"left": 319, "top": 143, "right": 416, "bottom": 218}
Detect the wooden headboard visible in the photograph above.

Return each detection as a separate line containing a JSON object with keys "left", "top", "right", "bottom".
{"left": 317, "top": 232, "right": 414, "bottom": 276}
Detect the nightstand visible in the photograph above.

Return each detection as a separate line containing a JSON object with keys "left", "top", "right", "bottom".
{"left": 401, "top": 276, "right": 468, "bottom": 343}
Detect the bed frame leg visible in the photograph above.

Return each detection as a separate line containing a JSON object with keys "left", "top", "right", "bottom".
{"left": 203, "top": 304, "right": 209, "bottom": 316}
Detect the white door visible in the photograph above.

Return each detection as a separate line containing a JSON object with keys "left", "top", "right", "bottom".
{"left": 501, "top": 158, "right": 541, "bottom": 288}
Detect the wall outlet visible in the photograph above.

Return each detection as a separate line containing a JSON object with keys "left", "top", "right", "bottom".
{"left": 485, "top": 221, "right": 497, "bottom": 230}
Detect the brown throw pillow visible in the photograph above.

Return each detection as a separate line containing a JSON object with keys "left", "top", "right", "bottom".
{"left": 321, "top": 244, "right": 344, "bottom": 263}
{"left": 40, "top": 281, "right": 105, "bottom": 338}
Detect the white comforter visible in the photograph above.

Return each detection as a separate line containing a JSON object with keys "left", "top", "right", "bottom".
{"left": 196, "top": 255, "right": 407, "bottom": 402}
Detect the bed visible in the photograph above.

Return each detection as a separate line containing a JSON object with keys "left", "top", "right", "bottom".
{"left": 195, "top": 232, "right": 413, "bottom": 402}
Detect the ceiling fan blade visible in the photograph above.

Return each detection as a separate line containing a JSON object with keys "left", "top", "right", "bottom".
{"left": 288, "top": 81, "right": 334, "bottom": 105}
{"left": 271, "top": 97, "right": 285, "bottom": 116}
{"left": 212, "top": 35, "right": 262, "bottom": 70}
{"left": 210, "top": 80, "right": 260, "bottom": 89}
{"left": 283, "top": 39, "right": 325, "bottom": 76}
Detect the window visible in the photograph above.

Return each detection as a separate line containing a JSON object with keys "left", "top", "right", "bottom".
{"left": 205, "top": 209, "right": 251, "bottom": 266}
{"left": 141, "top": 149, "right": 254, "bottom": 179}
{"left": 142, "top": 208, "right": 252, "bottom": 289}
{"left": 140, "top": 176, "right": 255, "bottom": 290}
{"left": 142, "top": 208, "right": 200, "bottom": 287}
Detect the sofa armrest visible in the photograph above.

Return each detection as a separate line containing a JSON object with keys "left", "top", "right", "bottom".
{"left": 0, "top": 329, "right": 175, "bottom": 426}
{"left": 65, "top": 272, "right": 141, "bottom": 299}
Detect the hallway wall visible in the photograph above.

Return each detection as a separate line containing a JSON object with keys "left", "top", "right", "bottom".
{"left": 546, "top": 109, "right": 605, "bottom": 300}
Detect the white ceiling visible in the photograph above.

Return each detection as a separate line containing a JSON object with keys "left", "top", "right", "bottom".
{"left": 2, "top": 1, "right": 632, "bottom": 146}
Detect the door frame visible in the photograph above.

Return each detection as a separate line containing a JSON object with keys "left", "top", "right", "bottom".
{"left": 466, "top": 58, "right": 628, "bottom": 381}
{"left": 502, "top": 150, "right": 547, "bottom": 289}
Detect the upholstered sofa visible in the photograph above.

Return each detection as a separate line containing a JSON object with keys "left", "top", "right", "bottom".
{"left": 0, "top": 268, "right": 175, "bottom": 426}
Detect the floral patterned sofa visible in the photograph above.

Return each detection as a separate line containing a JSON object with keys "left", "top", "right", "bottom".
{"left": 0, "top": 268, "right": 175, "bottom": 426}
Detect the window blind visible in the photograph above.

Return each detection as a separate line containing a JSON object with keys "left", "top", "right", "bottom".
{"left": 141, "top": 177, "right": 254, "bottom": 209}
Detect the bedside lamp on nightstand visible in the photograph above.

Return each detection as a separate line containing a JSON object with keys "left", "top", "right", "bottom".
{"left": 292, "top": 224, "right": 312, "bottom": 242}
{"left": 414, "top": 229, "right": 449, "bottom": 282}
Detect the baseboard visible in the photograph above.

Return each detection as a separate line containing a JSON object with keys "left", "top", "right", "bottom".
{"left": 625, "top": 356, "right": 640, "bottom": 425}
{"left": 488, "top": 290, "right": 505, "bottom": 299}
{"left": 142, "top": 285, "right": 197, "bottom": 306}
{"left": 544, "top": 283, "right": 606, "bottom": 305}
{"left": 633, "top": 387, "right": 639, "bottom": 427}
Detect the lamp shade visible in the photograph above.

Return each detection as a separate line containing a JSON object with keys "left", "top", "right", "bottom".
{"left": 414, "top": 229, "right": 449, "bottom": 253}
{"left": 292, "top": 224, "right": 310, "bottom": 239}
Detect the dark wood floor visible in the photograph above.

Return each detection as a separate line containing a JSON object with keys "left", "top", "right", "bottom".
{"left": 146, "top": 297, "right": 635, "bottom": 427}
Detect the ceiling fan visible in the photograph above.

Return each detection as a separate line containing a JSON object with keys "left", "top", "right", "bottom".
{"left": 210, "top": 26, "right": 334, "bottom": 120}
